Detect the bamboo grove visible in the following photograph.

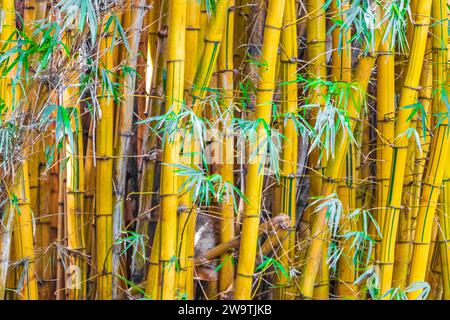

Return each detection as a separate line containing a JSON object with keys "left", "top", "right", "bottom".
{"left": 2, "top": 0, "right": 450, "bottom": 301}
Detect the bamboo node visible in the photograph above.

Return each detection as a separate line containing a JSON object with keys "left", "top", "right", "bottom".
{"left": 236, "top": 272, "right": 253, "bottom": 278}
{"left": 264, "top": 24, "right": 283, "bottom": 31}
{"left": 403, "top": 84, "right": 422, "bottom": 92}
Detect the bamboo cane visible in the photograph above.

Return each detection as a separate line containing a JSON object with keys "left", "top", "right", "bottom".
{"left": 156, "top": 0, "right": 187, "bottom": 300}
{"left": 216, "top": 0, "right": 235, "bottom": 299}
{"left": 95, "top": 18, "right": 116, "bottom": 300}
{"left": 234, "top": 0, "right": 286, "bottom": 300}
{"left": 272, "top": 0, "right": 298, "bottom": 300}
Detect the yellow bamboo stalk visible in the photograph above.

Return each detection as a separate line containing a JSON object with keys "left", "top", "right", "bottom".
{"left": 234, "top": 0, "right": 286, "bottom": 300}
{"left": 216, "top": 0, "right": 235, "bottom": 299}
{"left": 11, "top": 161, "right": 39, "bottom": 300}
{"left": 302, "top": 0, "right": 329, "bottom": 299}
{"left": 374, "top": 1, "right": 395, "bottom": 264}
{"left": 272, "top": 0, "right": 298, "bottom": 300}
{"left": 329, "top": 0, "right": 358, "bottom": 299}
{"left": 95, "top": 18, "right": 116, "bottom": 300}
{"left": 156, "top": 0, "right": 187, "bottom": 300}
{"left": 378, "top": 0, "right": 433, "bottom": 295}
{"left": 407, "top": 0, "right": 449, "bottom": 299}
{"left": 174, "top": 0, "right": 201, "bottom": 300}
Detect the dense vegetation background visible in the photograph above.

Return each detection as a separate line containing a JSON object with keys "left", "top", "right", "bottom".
{"left": 0, "top": 0, "right": 447, "bottom": 300}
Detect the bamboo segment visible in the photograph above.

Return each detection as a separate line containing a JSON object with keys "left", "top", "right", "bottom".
{"left": 95, "top": 20, "right": 116, "bottom": 300}
{"left": 234, "top": 0, "right": 286, "bottom": 300}
{"left": 157, "top": 0, "right": 187, "bottom": 300}
{"left": 379, "top": 0, "right": 433, "bottom": 295}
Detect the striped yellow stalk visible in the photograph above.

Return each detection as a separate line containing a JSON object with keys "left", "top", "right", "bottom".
{"left": 407, "top": 0, "right": 449, "bottom": 299}
{"left": 112, "top": 0, "right": 147, "bottom": 298}
{"left": 64, "top": 57, "right": 87, "bottom": 299}
{"left": 378, "top": 0, "right": 433, "bottom": 295}
{"left": 234, "top": 0, "right": 286, "bottom": 300}
{"left": 215, "top": 0, "right": 235, "bottom": 299}
{"left": 374, "top": 1, "right": 395, "bottom": 264}
{"left": 272, "top": 0, "right": 298, "bottom": 300}
{"left": 157, "top": 0, "right": 187, "bottom": 300}
{"left": 95, "top": 18, "right": 116, "bottom": 300}
{"left": 176, "top": 0, "right": 201, "bottom": 299}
